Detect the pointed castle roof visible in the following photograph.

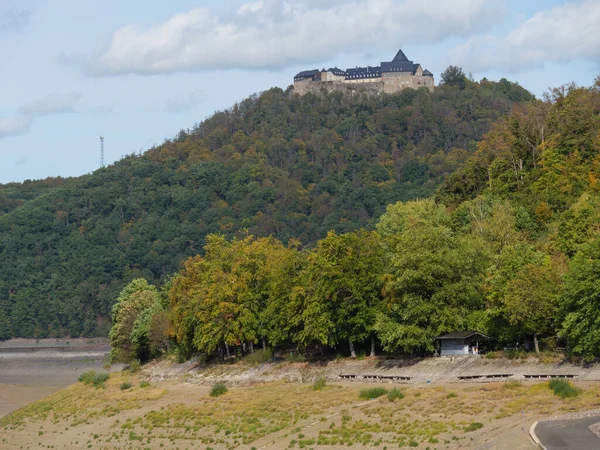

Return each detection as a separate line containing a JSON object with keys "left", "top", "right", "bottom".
{"left": 392, "top": 48, "right": 409, "bottom": 62}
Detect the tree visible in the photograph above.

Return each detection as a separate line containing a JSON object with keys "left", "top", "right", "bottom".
{"left": 560, "top": 238, "right": 600, "bottom": 360}
{"left": 375, "top": 199, "right": 489, "bottom": 353}
{"left": 297, "top": 230, "right": 385, "bottom": 357}
{"left": 109, "top": 279, "right": 159, "bottom": 362}
{"left": 503, "top": 263, "right": 560, "bottom": 353}
{"left": 440, "top": 66, "right": 467, "bottom": 90}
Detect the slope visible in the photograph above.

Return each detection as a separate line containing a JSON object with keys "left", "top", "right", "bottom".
{"left": 0, "top": 80, "right": 534, "bottom": 339}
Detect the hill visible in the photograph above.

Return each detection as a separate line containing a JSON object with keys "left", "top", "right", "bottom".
{"left": 0, "top": 79, "right": 533, "bottom": 339}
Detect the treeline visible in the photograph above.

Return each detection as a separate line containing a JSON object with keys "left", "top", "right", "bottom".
{"left": 0, "top": 76, "right": 532, "bottom": 340}
{"left": 110, "top": 77, "right": 600, "bottom": 362}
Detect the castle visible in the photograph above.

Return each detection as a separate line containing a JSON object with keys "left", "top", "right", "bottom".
{"left": 293, "top": 48, "right": 434, "bottom": 96}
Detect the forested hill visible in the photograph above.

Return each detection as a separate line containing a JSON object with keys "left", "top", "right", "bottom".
{"left": 0, "top": 78, "right": 533, "bottom": 339}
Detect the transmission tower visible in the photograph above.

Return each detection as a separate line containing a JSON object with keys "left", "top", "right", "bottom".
{"left": 100, "top": 136, "right": 105, "bottom": 168}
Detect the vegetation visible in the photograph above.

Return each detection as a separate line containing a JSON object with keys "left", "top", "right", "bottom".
{"left": 464, "top": 422, "right": 484, "bottom": 432}
{"left": 1, "top": 375, "right": 596, "bottom": 449}
{"left": 100, "top": 77, "right": 600, "bottom": 363}
{"left": 4, "top": 72, "right": 600, "bottom": 366}
{"left": 387, "top": 388, "right": 405, "bottom": 402}
{"left": 0, "top": 77, "right": 533, "bottom": 340}
{"left": 548, "top": 379, "right": 582, "bottom": 398}
{"left": 359, "top": 387, "right": 387, "bottom": 399}
{"left": 312, "top": 376, "right": 327, "bottom": 391}
{"left": 209, "top": 382, "right": 228, "bottom": 397}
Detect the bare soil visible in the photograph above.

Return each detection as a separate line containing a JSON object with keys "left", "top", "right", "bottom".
{"left": 1, "top": 357, "right": 600, "bottom": 449}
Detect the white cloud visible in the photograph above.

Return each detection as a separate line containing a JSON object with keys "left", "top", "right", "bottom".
{"left": 88, "top": 0, "right": 496, "bottom": 75}
{"left": 18, "top": 92, "right": 82, "bottom": 117}
{"left": 165, "top": 91, "right": 205, "bottom": 113}
{"left": 0, "top": 116, "right": 30, "bottom": 139}
{"left": 449, "top": 0, "right": 600, "bottom": 72}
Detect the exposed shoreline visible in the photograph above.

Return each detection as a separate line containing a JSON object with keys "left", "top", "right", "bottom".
{"left": 0, "top": 338, "right": 116, "bottom": 418}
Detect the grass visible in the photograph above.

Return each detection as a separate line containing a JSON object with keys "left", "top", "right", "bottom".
{"left": 548, "top": 379, "right": 582, "bottom": 398}
{"left": 129, "top": 359, "right": 141, "bottom": 373}
{"left": 78, "top": 371, "right": 96, "bottom": 385}
{"left": 209, "top": 382, "right": 228, "bottom": 397}
{"left": 120, "top": 382, "right": 133, "bottom": 391}
{"left": 312, "top": 376, "right": 327, "bottom": 391}
{"left": 3, "top": 371, "right": 598, "bottom": 450}
{"left": 464, "top": 422, "right": 484, "bottom": 432}
{"left": 244, "top": 349, "right": 273, "bottom": 366}
{"left": 92, "top": 372, "right": 110, "bottom": 389}
{"left": 359, "top": 387, "right": 387, "bottom": 400}
{"left": 386, "top": 388, "right": 404, "bottom": 402}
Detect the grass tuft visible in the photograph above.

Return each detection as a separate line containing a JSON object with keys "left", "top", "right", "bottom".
{"left": 312, "top": 376, "right": 327, "bottom": 391}
{"left": 120, "top": 382, "right": 133, "bottom": 391}
{"left": 209, "top": 382, "right": 228, "bottom": 397}
{"left": 464, "top": 422, "right": 484, "bottom": 432}
{"left": 78, "top": 371, "right": 96, "bottom": 385}
{"left": 244, "top": 349, "right": 273, "bottom": 366}
{"left": 386, "top": 388, "right": 405, "bottom": 402}
{"left": 92, "top": 372, "right": 109, "bottom": 389}
{"left": 359, "top": 387, "right": 387, "bottom": 400}
{"left": 548, "top": 379, "right": 582, "bottom": 398}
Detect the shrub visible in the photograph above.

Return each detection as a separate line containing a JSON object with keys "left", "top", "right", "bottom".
{"left": 312, "top": 376, "right": 327, "bottom": 391}
{"left": 503, "top": 380, "right": 522, "bottom": 390}
{"left": 285, "top": 352, "right": 306, "bottom": 363}
{"left": 78, "top": 371, "right": 96, "bottom": 385}
{"left": 120, "top": 382, "right": 133, "bottom": 390}
{"left": 548, "top": 379, "right": 582, "bottom": 398}
{"left": 210, "top": 382, "right": 228, "bottom": 397}
{"left": 446, "top": 392, "right": 458, "bottom": 398}
{"left": 464, "top": 422, "right": 484, "bottom": 432}
{"left": 139, "top": 381, "right": 151, "bottom": 388}
{"left": 359, "top": 387, "right": 387, "bottom": 399}
{"left": 244, "top": 348, "right": 273, "bottom": 366}
{"left": 387, "top": 388, "right": 405, "bottom": 402}
{"left": 92, "top": 372, "right": 109, "bottom": 388}
{"left": 129, "top": 359, "right": 141, "bottom": 373}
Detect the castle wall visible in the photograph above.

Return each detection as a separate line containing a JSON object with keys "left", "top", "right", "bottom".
{"left": 382, "top": 73, "right": 434, "bottom": 93}
{"left": 294, "top": 80, "right": 385, "bottom": 96}
{"left": 294, "top": 75, "right": 434, "bottom": 96}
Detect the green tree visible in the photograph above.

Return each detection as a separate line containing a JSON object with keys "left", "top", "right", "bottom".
{"left": 375, "top": 199, "right": 489, "bottom": 353}
{"left": 109, "top": 278, "right": 159, "bottom": 362}
{"left": 440, "top": 66, "right": 467, "bottom": 90}
{"left": 560, "top": 238, "right": 600, "bottom": 360}
{"left": 296, "top": 230, "right": 385, "bottom": 357}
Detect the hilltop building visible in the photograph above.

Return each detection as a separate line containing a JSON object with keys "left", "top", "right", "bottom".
{"left": 293, "top": 48, "right": 434, "bottom": 96}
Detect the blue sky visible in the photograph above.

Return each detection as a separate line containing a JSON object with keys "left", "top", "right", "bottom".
{"left": 1, "top": 0, "right": 598, "bottom": 184}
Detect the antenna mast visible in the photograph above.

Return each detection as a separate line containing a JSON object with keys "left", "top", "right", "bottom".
{"left": 100, "top": 136, "right": 105, "bottom": 168}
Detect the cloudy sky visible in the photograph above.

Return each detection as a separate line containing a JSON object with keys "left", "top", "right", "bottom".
{"left": 1, "top": 0, "right": 599, "bottom": 184}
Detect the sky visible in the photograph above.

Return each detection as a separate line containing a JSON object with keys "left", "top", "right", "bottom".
{"left": 0, "top": 0, "right": 599, "bottom": 184}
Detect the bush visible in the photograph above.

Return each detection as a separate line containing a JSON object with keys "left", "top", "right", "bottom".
{"left": 129, "top": 359, "right": 141, "bottom": 373}
{"left": 387, "top": 388, "right": 405, "bottom": 402}
{"left": 285, "top": 352, "right": 306, "bottom": 363}
{"left": 244, "top": 348, "right": 273, "bottom": 366}
{"left": 446, "top": 392, "right": 458, "bottom": 398}
{"left": 312, "top": 376, "right": 327, "bottom": 391}
{"left": 120, "top": 382, "right": 133, "bottom": 390}
{"left": 139, "top": 381, "right": 151, "bottom": 388}
{"left": 78, "top": 370, "right": 96, "bottom": 385}
{"left": 359, "top": 387, "right": 387, "bottom": 399}
{"left": 503, "top": 380, "right": 522, "bottom": 390}
{"left": 464, "top": 422, "right": 484, "bottom": 432}
{"left": 210, "top": 382, "right": 228, "bottom": 397}
{"left": 548, "top": 379, "right": 582, "bottom": 398}
{"left": 92, "top": 372, "right": 109, "bottom": 388}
